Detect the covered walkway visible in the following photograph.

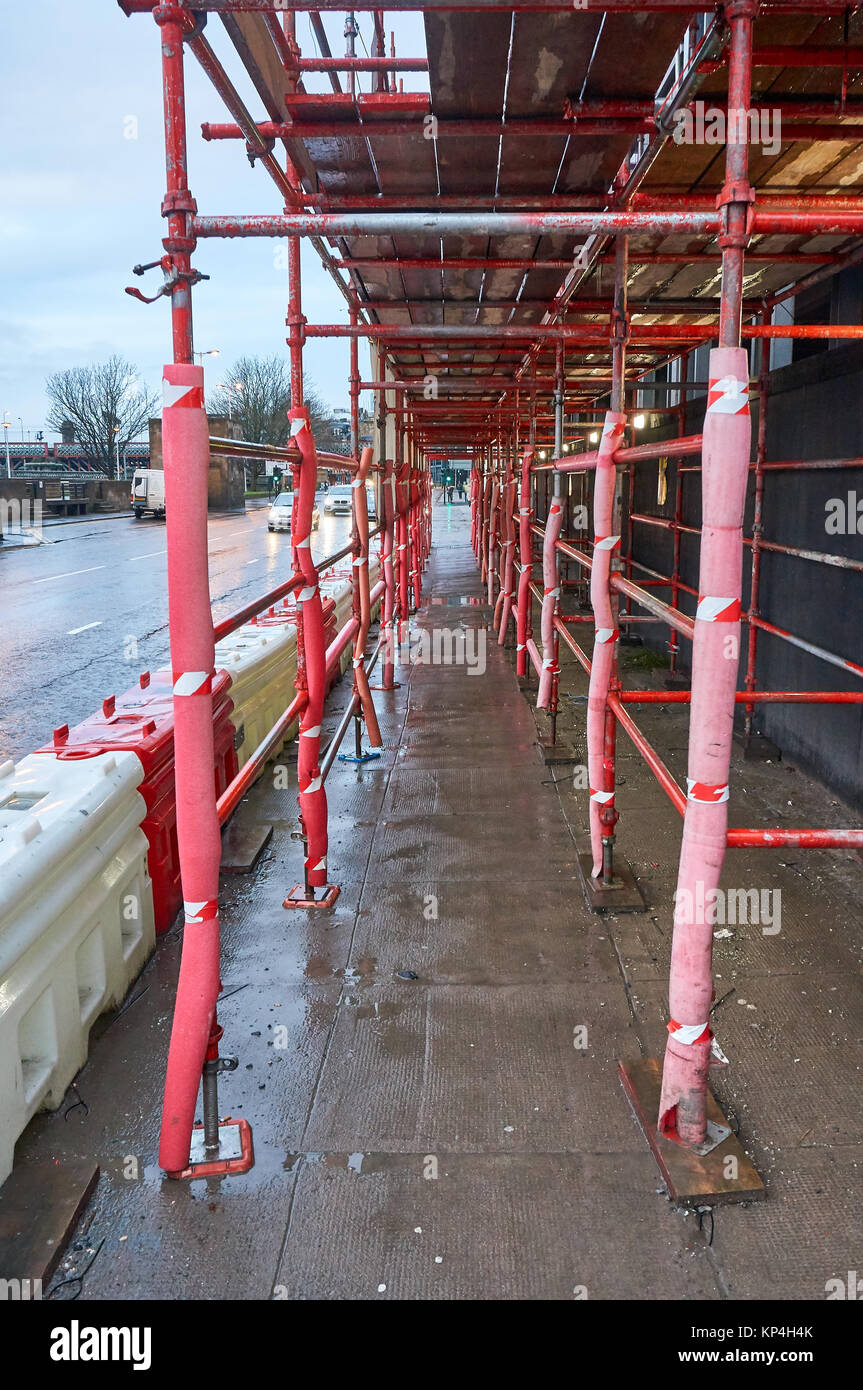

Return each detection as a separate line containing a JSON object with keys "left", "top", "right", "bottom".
{"left": 15, "top": 503, "right": 862, "bottom": 1301}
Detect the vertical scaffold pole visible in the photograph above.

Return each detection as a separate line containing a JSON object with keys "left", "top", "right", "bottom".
{"left": 284, "top": 231, "right": 336, "bottom": 908}
{"left": 586, "top": 236, "right": 627, "bottom": 882}
{"left": 537, "top": 346, "right": 564, "bottom": 712}
{"left": 658, "top": 0, "right": 756, "bottom": 1147}
{"left": 380, "top": 379, "right": 398, "bottom": 689}
{"left": 156, "top": 4, "right": 248, "bottom": 1177}
{"left": 744, "top": 307, "right": 770, "bottom": 744}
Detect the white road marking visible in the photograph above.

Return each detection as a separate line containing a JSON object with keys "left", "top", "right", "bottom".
{"left": 246, "top": 558, "right": 263, "bottom": 565}
{"left": 33, "top": 565, "right": 105, "bottom": 585}
{"left": 67, "top": 621, "right": 103, "bottom": 636}
{"left": 130, "top": 550, "right": 167, "bottom": 560}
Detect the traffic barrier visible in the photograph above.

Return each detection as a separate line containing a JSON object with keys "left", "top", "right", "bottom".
{"left": 258, "top": 595, "right": 338, "bottom": 689}
{"left": 320, "top": 553, "right": 382, "bottom": 675}
{"left": 214, "top": 620, "right": 299, "bottom": 771}
{"left": 319, "top": 574, "right": 354, "bottom": 674}
{"left": 0, "top": 750, "right": 155, "bottom": 1186}
{"left": 38, "top": 670, "right": 237, "bottom": 935}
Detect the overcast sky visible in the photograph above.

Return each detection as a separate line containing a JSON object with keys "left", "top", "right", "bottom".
{"left": 1, "top": 4, "right": 429, "bottom": 442}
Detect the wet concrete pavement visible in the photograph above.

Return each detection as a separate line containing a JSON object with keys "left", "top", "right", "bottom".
{"left": 0, "top": 503, "right": 354, "bottom": 763}
{"left": 12, "top": 502, "right": 863, "bottom": 1300}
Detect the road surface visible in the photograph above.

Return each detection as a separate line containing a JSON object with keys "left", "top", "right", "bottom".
{"left": 0, "top": 503, "right": 355, "bottom": 764}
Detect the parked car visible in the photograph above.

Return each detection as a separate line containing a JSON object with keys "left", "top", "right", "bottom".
{"left": 268, "top": 491, "right": 319, "bottom": 533}
{"left": 131, "top": 468, "right": 166, "bottom": 519}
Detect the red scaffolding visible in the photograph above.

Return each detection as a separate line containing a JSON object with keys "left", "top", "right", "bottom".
{"left": 119, "top": 0, "right": 863, "bottom": 1195}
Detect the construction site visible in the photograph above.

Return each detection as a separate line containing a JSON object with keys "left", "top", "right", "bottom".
{"left": 2, "top": 0, "right": 863, "bottom": 1341}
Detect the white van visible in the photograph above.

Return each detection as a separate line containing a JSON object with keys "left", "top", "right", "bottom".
{"left": 131, "top": 469, "right": 166, "bottom": 519}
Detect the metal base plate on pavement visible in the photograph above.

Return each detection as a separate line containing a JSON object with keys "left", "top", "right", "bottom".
{"left": 283, "top": 882, "right": 341, "bottom": 910}
{"left": 738, "top": 731, "right": 782, "bottom": 762}
{"left": 539, "top": 740, "right": 583, "bottom": 767}
{"left": 168, "top": 1118, "right": 254, "bottom": 1181}
{"left": 0, "top": 1159, "right": 99, "bottom": 1286}
{"left": 220, "top": 821, "right": 273, "bottom": 873}
{"left": 618, "top": 1057, "right": 765, "bottom": 1206}
{"left": 576, "top": 851, "right": 646, "bottom": 913}
{"left": 338, "top": 750, "right": 382, "bottom": 764}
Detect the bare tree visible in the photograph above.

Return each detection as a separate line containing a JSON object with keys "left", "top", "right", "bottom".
{"left": 45, "top": 356, "right": 157, "bottom": 474}
{"left": 208, "top": 354, "right": 345, "bottom": 488}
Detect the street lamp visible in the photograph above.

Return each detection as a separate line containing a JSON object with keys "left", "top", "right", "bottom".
{"left": 2, "top": 415, "right": 10, "bottom": 480}
{"left": 195, "top": 348, "right": 220, "bottom": 366}
{"left": 113, "top": 425, "right": 121, "bottom": 481}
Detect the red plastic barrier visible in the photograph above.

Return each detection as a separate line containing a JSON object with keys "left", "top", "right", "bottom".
{"left": 253, "top": 595, "right": 337, "bottom": 650}
{"left": 38, "top": 668, "right": 237, "bottom": 935}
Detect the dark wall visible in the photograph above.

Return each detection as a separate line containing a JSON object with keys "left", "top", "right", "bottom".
{"left": 627, "top": 342, "right": 863, "bottom": 810}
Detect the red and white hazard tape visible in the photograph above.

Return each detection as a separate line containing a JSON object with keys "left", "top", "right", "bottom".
{"left": 183, "top": 898, "right": 218, "bottom": 926}
{"left": 667, "top": 1017, "right": 711, "bottom": 1046}
{"left": 162, "top": 381, "right": 204, "bottom": 411}
{"left": 686, "top": 778, "right": 730, "bottom": 804}
{"left": 696, "top": 595, "right": 741, "bottom": 623}
{"left": 706, "top": 375, "right": 750, "bottom": 416}
{"left": 172, "top": 671, "right": 212, "bottom": 697}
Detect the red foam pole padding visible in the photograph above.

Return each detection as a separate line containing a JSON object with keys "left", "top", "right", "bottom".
{"left": 585, "top": 412, "right": 626, "bottom": 871}
{"left": 658, "top": 346, "right": 752, "bottom": 1147}
{"left": 158, "top": 363, "right": 223, "bottom": 1174}
{"left": 352, "top": 446, "right": 383, "bottom": 744}
{"left": 515, "top": 449, "right": 534, "bottom": 677}
{"left": 290, "top": 408, "right": 329, "bottom": 889}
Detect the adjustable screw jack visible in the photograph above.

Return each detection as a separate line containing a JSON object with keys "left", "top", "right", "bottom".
{"left": 171, "top": 1023, "right": 254, "bottom": 1179}
{"left": 338, "top": 711, "right": 382, "bottom": 764}
{"left": 284, "top": 817, "right": 340, "bottom": 909}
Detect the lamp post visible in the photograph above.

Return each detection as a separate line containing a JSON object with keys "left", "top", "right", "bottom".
{"left": 113, "top": 425, "right": 121, "bottom": 481}
{"left": 2, "top": 416, "right": 10, "bottom": 481}
{"left": 215, "top": 380, "right": 242, "bottom": 421}
{"left": 194, "top": 348, "right": 220, "bottom": 366}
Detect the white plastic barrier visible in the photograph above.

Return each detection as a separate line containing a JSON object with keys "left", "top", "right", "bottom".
{"left": 0, "top": 751, "right": 155, "bottom": 1186}
{"left": 215, "top": 621, "right": 299, "bottom": 771}
{"left": 219, "top": 553, "right": 384, "bottom": 770}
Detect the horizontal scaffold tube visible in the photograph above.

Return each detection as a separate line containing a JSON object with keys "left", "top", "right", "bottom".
{"left": 194, "top": 211, "right": 719, "bottom": 239}
{"left": 194, "top": 211, "right": 863, "bottom": 240}
{"left": 120, "top": 2, "right": 861, "bottom": 14}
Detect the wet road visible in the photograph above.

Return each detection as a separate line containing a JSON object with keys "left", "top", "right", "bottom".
{"left": 0, "top": 503, "right": 354, "bottom": 764}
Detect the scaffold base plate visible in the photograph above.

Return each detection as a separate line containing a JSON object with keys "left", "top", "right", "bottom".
{"left": 576, "top": 851, "right": 646, "bottom": 913}
{"left": 739, "top": 731, "right": 782, "bottom": 762}
{"left": 220, "top": 821, "right": 272, "bottom": 873}
{"left": 283, "top": 883, "right": 341, "bottom": 910}
{"left": 0, "top": 1159, "right": 99, "bottom": 1285}
{"left": 618, "top": 1058, "right": 765, "bottom": 1206}
{"left": 539, "top": 740, "right": 582, "bottom": 766}
{"left": 170, "top": 1119, "right": 254, "bottom": 1181}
